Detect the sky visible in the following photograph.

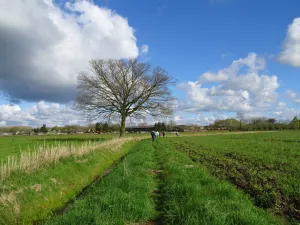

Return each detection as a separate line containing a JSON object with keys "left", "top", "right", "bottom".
{"left": 1, "top": 0, "right": 300, "bottom": 127}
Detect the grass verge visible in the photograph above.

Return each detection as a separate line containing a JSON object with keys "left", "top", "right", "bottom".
{"left": 44, "top": 139, "right": 157, "bottom": 225}
{"left": 0, "top": 139, "right": 136, "bottom": 225}
{"left": 153, "top": 139, "right": 284, "bottom": 225}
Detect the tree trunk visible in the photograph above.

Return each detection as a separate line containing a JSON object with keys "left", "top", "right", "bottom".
{"left": 120, "top": 115, "right": 126, "bottom": 138}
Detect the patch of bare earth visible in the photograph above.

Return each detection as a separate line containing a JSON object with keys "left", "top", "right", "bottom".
{"left": 184, "top": 164, "right": 194, "bottom": 168}
{"left": 51, "top": 178, "right": 57, "bottom": 184}
{"left": 31, "top": 184, "right": 42, "bottom": 192}
{"left": 148, "top": 170, "right": 163, "bottom": 175}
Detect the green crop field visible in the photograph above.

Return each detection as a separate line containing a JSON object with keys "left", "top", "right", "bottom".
{"left": 166, "top": 131, "right": 300, "bottom": 224}
{"left": 0, "top": 131, "right": 299, "bottom": 224}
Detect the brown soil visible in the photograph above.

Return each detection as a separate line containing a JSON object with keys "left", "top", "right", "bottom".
{"left": 148, "top": 170, "right": 163, "bottom": 175}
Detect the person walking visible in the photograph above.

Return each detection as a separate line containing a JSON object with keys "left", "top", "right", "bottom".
{"left": 151, "top": 131, "right": 155, "bottom": 142}
{"left": 155, "top": 131, "right": 159, "bottom": 138}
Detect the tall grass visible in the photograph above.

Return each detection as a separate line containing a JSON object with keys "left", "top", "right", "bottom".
{"left": 0, "top": 137, "right": 142, "bottom": 180}
{"left": 45, "top": 139, "right": 157, "bottom": 225}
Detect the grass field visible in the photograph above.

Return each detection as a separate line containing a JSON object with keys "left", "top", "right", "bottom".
{"left": 153, "top": 139, "right": 283, "bottom": 225}
{"left": 0, "top": 134, "right": 117, "bottom": 159}
{"left": 45, "top": 139, "right": 158, "bottom": 225}
{"left": 0, "top": 137, "right": 137, "bottom": 224}
{"left": 166, "top": 131, "right": 300, "bottom": 223}
{"left": 0, "top": 131, "right": 299, "bottom": 224}
{"left": 0, "top": 131, "right": 228, "bottom": 159}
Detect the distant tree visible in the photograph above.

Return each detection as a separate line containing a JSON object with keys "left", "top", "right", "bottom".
{"left": 289, "top": 117, "right": 298, "bottom": 129}
{"left": 251, "top": 117, "right": 267, "bottom": 125}
{"left": 103, "top": 122, "right": 109, "bottom": 133}
{"left": 268, "top": 123, "right": 275, "bottom": 130}
{"left": 95, "top": 122, "right": 103, "bottom": 133}
{"left": 267, "top": 118, "right": 276, "bottom": 124}
{"left": 157, "top": 122, "right": 162, "bottom": 131}
{"left": 214, "top": 118, "right": 240, "bottom": 130}
{"left": 161, "top": 122, "right": 166, "bottom": 131}
{"left": 166, "top": 120, "right": 176, "bottom": 132}
{"left": 236, "top": 112, "right": 245, "bottom": 131}
{"left": 76, "top": 59, "right": 175, "bottom": 137}
{"left": 110, "top": 124, "right": 120, "bottom": 132}
{"left": 33, "top": 127, "right": 40, "bottom": 134}
{"left": 289, "top": 117, "right": 299, "bottom": 129}
{"left": 51, "top": 126, "right": 60, "bottom": 132}
{"left": 40, "top": 124, "right": 48, "bottom": 133}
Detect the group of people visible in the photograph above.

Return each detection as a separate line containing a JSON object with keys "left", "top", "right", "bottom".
{"left": 151, "top": 130, "right": 165, "bottom": 141}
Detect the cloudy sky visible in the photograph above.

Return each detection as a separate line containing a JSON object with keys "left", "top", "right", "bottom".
{"left": 1, "top": 0, "right": 300, "bottom": 127}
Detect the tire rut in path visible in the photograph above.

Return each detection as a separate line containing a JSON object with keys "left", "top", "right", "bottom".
{"left": 33, "top": 155, "right": 127, "bottom": 225}
{"left": 151, "top": 143, "right": 165, "bottom": 225}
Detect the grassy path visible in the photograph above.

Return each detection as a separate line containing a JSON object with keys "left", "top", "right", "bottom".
{"left": 153, "top": 139, "right": 284, "bottom": 225}
{"left": 4, "top": 136, "right": 290, "bottom": 224}
{"left": 0, "top": 139, "right": 136, "bottom": 225}
{"left": 45, "top": 140, "right": 158, "bottom": 225}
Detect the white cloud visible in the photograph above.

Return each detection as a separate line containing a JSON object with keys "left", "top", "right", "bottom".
{"left": 286, "top": 89, "right": 297, "bottom": 99}
{"left": 174, "top": 115, "right": 182, "bottom": 122}
{"left": 178, "top": 53, "right": 279, "bottom": 114}
{"left": 141, "top": 45, "right": 149, "bottom": 55}
{"left": 199, "top": 52, "right": 265, "bottom": 84}
{"left": 196, "top": 113, "right": 225, "bottom": 125}
{"left": 0, "top": 101, "right": 81, "bottom": 127}
{"left": 276, "top": 102, "right": 287, "bottom": 110}
{"left": 278, "top": 18, "right": 300, "bottom": 67}
{"left": 0, "top": 0, "right": 138, "bottom": 103}
{"left": 273, "top": 107, "right": 300, "bottom": 122}
{"left": 285, "top": 89, "right": 300, "bottom": 104}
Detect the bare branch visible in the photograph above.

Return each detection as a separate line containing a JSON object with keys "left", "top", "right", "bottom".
{"left": 76, "top": 59, "right": 175, "bottom": 137}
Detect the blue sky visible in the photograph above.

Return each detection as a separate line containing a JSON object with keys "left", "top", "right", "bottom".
{"left": 0, "top": 0, "right": 300, "bottom": 126}
{"left": 103, "top": 0, "right": 300, "bottom": 123}
{"left": 106, "top": 0, "right": 298, "bottom": 86}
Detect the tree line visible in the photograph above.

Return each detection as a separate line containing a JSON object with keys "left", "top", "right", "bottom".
{"left": 206, "top": 117, "right": 300, "bottom": 131}
{"left": 1, "top": 123, "right": 121, "bottom": 135}
{"left": 2, "top": 116, "right": 300, "bottom": 135}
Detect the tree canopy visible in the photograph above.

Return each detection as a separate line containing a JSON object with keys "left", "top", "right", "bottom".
{"left": 76, "top": 59, "right": 175, "bottom": 137}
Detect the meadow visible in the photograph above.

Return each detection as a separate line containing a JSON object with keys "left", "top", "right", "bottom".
{"left": 0, "top": 131, "right": 299, "bottom": 224}
{"left": 0, "top": 133, "right": 118, "bottom": 159}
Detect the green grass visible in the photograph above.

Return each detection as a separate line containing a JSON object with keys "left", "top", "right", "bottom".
{"left": 0, "top": 134, "right": 117, "bottom": 159}
{"left": 0, "top": 131, "right": 229, "bottom": 160}
{"left": 166, "top": 131, "right": 300, "bottom": 223}
{"left": 0, "top": 139, "right": 135, "bottom": 225}
{"left": 45, "top": 139, "right": 157, "bottom": 225}
{"left": 1, "top": 131, "right": 299, "bottom": 224}
{"left": 154, "top": 138, "right": 284, "bottom": 225}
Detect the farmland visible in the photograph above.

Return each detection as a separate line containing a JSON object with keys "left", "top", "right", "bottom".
{"left": 0, "top": 131, "right": 299, "bottom": 224}
{"left": 0, "top": 133, "right": 120, "bottom": 159}
{"left": 167, "top": 131, "right": 300, "bottom": 224}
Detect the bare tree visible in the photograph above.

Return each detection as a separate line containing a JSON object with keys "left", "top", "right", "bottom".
{"left": 76, "top": 59, "right": 175, "bottom": 137}
{"left": 236, "top": 112, "right": 245, "bottom": 131}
